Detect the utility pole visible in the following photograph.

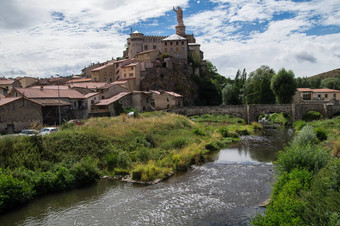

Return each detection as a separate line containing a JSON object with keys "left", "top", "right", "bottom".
{"left": 57, "top": 74, "right": 61, "bottom": 125}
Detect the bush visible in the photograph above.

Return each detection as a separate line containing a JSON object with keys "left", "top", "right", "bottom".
{"left": 251, "top": 122, "right": 263, "bottom": 130}
{"left": 333, "top": 141, "right": 340, "bottom": 158}
{"left": 192, "top": 128, "right": 205, "bottom": 136}
{"left": 275, "top": 143, "right": 330, "bottom": 176}
{"left": 218, "top": 127, "right": 229, "bottom": 137}
{"left": 253, "top": 169, "right": 311, "bottom": 225}
{"left": 302, "top": 111, "right": 322, "bottom": 121}
{"left": 301, "top": 159, "right": 340, "bottom": 225}
{"left": 292, "top": 124, "right": 318, "bottom": 146}
{"left": 314, "top": 127, "right": 328, "bottom": 142}
{"left": 205, "top": 142, "right": 219, "bottom": 151}
{"left": 293, "top": 120, "right": 306, "bottom": 131}
{"left": 0, "top": 169, "right": 35, "bottom": 212}
{"left": 71, "top": 157, "right": 99, "bottom": 186}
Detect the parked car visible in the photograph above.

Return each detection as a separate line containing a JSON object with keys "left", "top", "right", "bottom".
{"left": 40, "top": 127, "right": 58, "bottom": 135}
{"left": 68, "top": 119, "right": 84, "bottom": 125}
{"left": 19, "top": 129, "right": 40, "bottom": 136}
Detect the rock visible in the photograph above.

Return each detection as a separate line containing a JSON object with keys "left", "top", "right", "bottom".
{"left": 259, "top": 198, "right": 271, "bottom": 207}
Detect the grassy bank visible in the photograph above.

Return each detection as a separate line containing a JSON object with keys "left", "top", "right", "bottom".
{"left": 0, "top": 112, "right": 260, "bottom": 212}
{"left": 252, "top": 116, "right": 340, "bottom": 225}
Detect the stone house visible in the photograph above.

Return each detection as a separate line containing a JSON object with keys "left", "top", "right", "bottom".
{"left": 135, "top": 49, "right": 160, "bottom": 62}
{"left": 161, "top": 34, "right": 188, "bottom": 62}
{"left": 91, "top": 63, "right": 115, "bottom": 82}
{"left": 120, "top": 62, "right": 141, "bottom": 91}
{"left": 90, "top": 92, "right": 131, "bottom": 117}
{"left": 16, "top": 77, "right": 38, "bottom": 88}
{"left": 150, "top": 90, "right": 183, "bottom": 110}
{"left": 0, "top": 97, "right": 43, "bottom": 133}
{"left": 293, "top": 88, "right": 340, "bottom": 104}
{"left": 7, "top": 87, "right": 87, "bottom": 125}
{"left": 84, "top": 92, "right": 100, "bottom": 112}
{"left": 0, "top": 79, "right": 21, "bottom": 95}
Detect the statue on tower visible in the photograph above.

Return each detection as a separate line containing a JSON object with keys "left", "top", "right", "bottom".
{"left": 173, "top": 6, "right": 184, "bottom": 25}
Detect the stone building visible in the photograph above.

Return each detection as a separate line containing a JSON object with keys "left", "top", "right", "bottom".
{"left": 294, "top": 88, "right": 340, "bottom": 104}
{"left": 123, "top": 6, "right": 203, "bottom": 65}
{"left": 16, "top": 77, "right": 38, "bottom": 88}
{"left": 91, "top": 63, "right": 115, "bottom": 82}
{"left": 0, "top": 97, "right": 43, "bottom": 133}
{"left": 0, "top": 79, "right": 21, "bottom": 96}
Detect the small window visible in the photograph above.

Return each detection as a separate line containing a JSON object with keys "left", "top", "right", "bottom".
{"left": 182, "top": 41, "right": 184, "bottom": 45}
{"left": 325, "top": 94, "right": 328, "bottom": 98}
{"left": 334, "top": 94, "right": 337, "bottom": 98}
{"left": 129, "top": 73, "right": 134, "bottom": 77}
{"left": 170, "top": 42, "right": 172, "bottom": 45}
{"left": 170, "top": 48, "right": 173, "bottom": 52}
{"left": 165, "top": 48, "right": 168, "bottom": 52}
{"left": 167, "top": 98, "right": 169, "bottom": 102}
{"left": 165, "top": 42, "right": 167, "bottom": 45}
{"left": 124, "top": 74, "right": 127, "bottom": 78}
{"left": 317, "top": 94, "right": 321, "bottom": 99}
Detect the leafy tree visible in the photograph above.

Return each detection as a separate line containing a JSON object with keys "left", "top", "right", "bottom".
{"left": 321, "top": 77, "right": 340, "bottom": 90}
{"left": 271, "top": 68, "right": 297, "bottom": 104}
{"left": 309, "top": 77, "right": 321, "bottom": 89}
{"left": 221, "top": 83, "right": 233, "bottom": 104}
{"left": 296, "top": 77, "right": 309, "bottom": 88}
{"left": 244, "top": 65, "right": 275, "bottom": 104}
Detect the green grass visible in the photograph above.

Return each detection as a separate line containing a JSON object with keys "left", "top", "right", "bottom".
{"left": 253, "top": 116, "right": 340, "bottom": 225}
{"left": 0, "top": 112, "right": 261, "bottom": 212}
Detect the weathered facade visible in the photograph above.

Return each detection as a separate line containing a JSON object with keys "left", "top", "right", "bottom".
{"left": 293, "top": 88, "right": 340, "bottom": 104}
{"left": 0, "top": 97, "right": 43, "bottom": 133}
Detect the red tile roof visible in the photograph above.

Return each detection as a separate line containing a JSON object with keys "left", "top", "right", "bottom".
{"left": 66, "top": 78, "right": 92, "bottom": 84}
{"left": 122, "top": 62, "right": 139, "bottom": 68}
{"left": 91, "top": 63, "right": 114, "bottom": 72}
{"left": 31, "top": 85, "right": 70, "bottom": 90}
{"left": 69, "top": 82, "right": 110, "bottom": 89}
{"left": 95, "top": 92, "right": 130, "bottom": 106}
{"left": 32, "top": 99, "right": 72, "bottom": 106}
{"left": 15, "top": 88, "right": 85, "bottom": 99}
{"left": 298, "top": 88, "right": 340, "bottom": 93}
{"left": 0, "top": 79, "right": 15, "bottom": 85}
{"left": 84, "top": 92, "right": 99, "bottom": 98}
{"left": 0, "top": 97, "right": 43, "bottom": 107}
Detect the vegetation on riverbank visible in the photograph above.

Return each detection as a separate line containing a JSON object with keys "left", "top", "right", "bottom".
{"left": 0, "top": 112, "right": 260, "bottom": 212}
{"left": 252, "top": 116, "right": 340, "bottom": 225}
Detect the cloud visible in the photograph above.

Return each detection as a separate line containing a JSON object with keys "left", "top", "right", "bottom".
{"left": 295, "top": 52, "right": 317, "bottom": 64}
{"left": 0, "top": 70, "right": 27, "bottom": 77}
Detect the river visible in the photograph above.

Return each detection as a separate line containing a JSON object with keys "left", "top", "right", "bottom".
{"left": 0, "top": 125, "right": 293, "bottom": 226}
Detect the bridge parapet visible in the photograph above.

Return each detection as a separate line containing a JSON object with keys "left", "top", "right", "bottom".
{"left": 170, "top": 103, "right": 340, "bottom": 124}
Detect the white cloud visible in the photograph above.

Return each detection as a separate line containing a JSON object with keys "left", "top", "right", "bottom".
{"left": 186, "top": 0, "right": 340, "bottom": 78}
{"left": 0, "top": 0, "right": 189, "bottom": 77}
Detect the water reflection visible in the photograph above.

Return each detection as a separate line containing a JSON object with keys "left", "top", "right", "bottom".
{"left": 215, "top": 126, "right": 293, "bottom": 164}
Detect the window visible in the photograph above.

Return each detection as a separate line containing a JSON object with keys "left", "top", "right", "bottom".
{"left": 167, "top": 98, "right": 169, "bottom": 102}
{"left": 124, "top": 74, "right": 126, "bottom": 78}
{"left": 325, "top": 94, "right": 328, "bottom": 98}
{"left": 181, "top": 47, "right": 184, "bottom": 52}
{"left": 153, "top": 45, "right": 156, "bottom": 49}
{"left": 165, "top": 48, "right": 168, "bottom": 52}
{"left": 165, "top": 42, "right": 167, "bottom": 45}
{"left": 130, "top": 67, "right": 134, "bottom": 71}
{"left": 170, "top": 42, "right": 172, "bottom": 45}
{"left": 176, "top": 47, "right": 179, "bottom": 52}
{"left": 182, "top": 41, "right": 184, "bottom": 45}
{"left": 176, "top": 41, "right": 178, "bottom": 45}
{"left": 317, "top": 94, "right": 321, "bottom": 100}
{"left": 170, "top": 48, "right": 173, "bottom": 52}
{"left": 334, "top": 94, "right": 337, "bottom": 98}
{"left": 144, "top": 45, "right": 148, "bottom": 50}
{"left": 129, "top": 73, "right": 134, "bottom": 77}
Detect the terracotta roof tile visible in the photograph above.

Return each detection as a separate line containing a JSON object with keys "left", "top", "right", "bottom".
{"left": 66, "top": 78, "right": 92, "bottom": 84}
{"left": 95, "top": 92, "right": 130, "bottom": 106}
{"left": 0, "top": 79, "right": 15, "bottom": 85}
{"left": 15, "top": 88, "right": 85, "bottom": 99}
{"left": 84, "top": 92, "right": 99, "bottom": 98}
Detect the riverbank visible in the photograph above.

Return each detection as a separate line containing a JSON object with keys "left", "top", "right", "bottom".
{"left": 0, "top": 112, "right": 261, "bottom": 213}
{"left": 253, "top": 116, "right": 340, "bottom": 225}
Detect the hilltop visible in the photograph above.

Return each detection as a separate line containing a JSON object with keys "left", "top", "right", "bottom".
{"left": 308, "top": 68, "right": 340, "bottom": 79}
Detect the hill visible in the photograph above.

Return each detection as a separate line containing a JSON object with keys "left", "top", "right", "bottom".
{"left": 308, "top": 68, "right": 340, "bottom": 79}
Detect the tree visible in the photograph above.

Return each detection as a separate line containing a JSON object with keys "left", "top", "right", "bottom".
{"left": 244, "top": 65, "right": 276, "bottom": 104}
{"left": 320, "top": 77, "right": 340, "bottom": 90}
{"left": 295, "top": 77, "right": 309, "bottom": 88}
{"left": 271, "top": 68, "right": 297, "bottom": 104}
{"left": 222, "top": 83, "right": 233, "bottom": 104}
{"left": 309, "top": 77, "right": 321, "bottom": 89}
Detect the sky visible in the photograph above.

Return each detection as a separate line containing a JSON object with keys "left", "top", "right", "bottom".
{"left": 0, "top": 0, "right": 339, "bottom": 79}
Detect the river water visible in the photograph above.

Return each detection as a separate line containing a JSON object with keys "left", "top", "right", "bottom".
{"left": 0, "top": 125, "right": 293, "bottom": 226}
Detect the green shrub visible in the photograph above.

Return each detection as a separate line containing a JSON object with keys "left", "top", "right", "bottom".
{"left": 251, "top": 122, "right": 263, "bottom": 130}
{"left": 0, "top": 169, "right": 35, "bottom": 212}
{"left": 253, "top": 169, "right": 311, "bottom": 225}
{"left": 292, "top": 124, "right": 318, "bottom": 146}
{"left": 205, "top": 142, "right": 219, "bottom": 151}
{"left": 314, "top": 127, "right": 328, "bottom": 142}
{"left": 302, "top": 111, "right": 322, "bottom": 121}
{"left": 333, "top": 141, "right": 340, "bottom": 158}
{"left": 227, "top": 131, "right": 240, "bottom": 138}
{"left": 218, "top": 127, "right": 228, "bottom": 137}
{"left": 301, "top": 159, "right": 340, "bottom": 225}
{"left": 275, "top": 143, "right": 330, "bottom": 176}
{"left": 293, "top": 120, "right": 306, "bottom": 131}
{"left": 71, "top": 157, "right": 99, "bottom": 186}
{"left": 192, "top": 128, "right": 205, "bottom": 136}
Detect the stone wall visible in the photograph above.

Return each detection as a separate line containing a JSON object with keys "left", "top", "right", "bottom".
{"left": 0, "top": 98, "right": 43, "bottom": 133}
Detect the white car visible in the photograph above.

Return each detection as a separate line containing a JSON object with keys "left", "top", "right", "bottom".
{"left": 40, "top": 127, "right": 58, "bottom": 135}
